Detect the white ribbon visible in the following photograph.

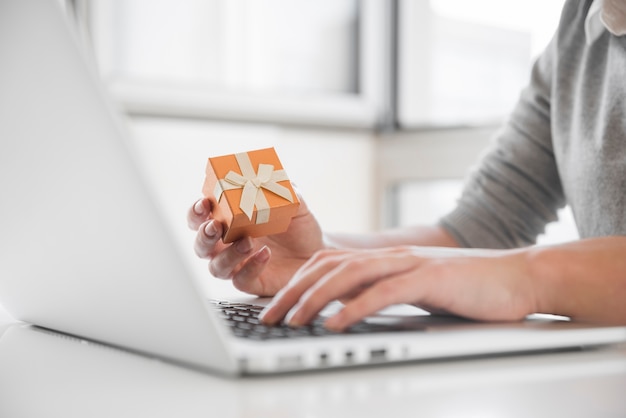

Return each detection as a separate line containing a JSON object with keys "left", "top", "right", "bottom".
{"left": 213, "top": 152, "right": 294, "bottom": 224}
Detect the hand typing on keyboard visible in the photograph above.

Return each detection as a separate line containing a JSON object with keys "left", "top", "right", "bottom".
{"left": 190, "top": 185, "right": 626, "bottom": 331}
{"left": 211, "top": 301, "right": 424, "bottom": 339}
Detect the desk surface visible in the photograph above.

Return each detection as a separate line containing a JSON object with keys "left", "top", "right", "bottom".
{"left": 1, "top": 299, "right": 626, "bottom": 418}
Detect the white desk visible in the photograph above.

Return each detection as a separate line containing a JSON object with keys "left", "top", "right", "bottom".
{"left": 1, "top": 302, "right": 626, "bottom": 418}
{"left": 0, "top": 304, "right": 13, "bottom": 334}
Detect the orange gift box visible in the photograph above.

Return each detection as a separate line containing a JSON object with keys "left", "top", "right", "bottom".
{"left": 202, "top": 147, "right": 300, "bottom": 243}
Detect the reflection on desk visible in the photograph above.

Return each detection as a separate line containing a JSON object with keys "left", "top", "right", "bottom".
{"left": 0, "top": 323, "right": 625, "bottom": 418}
{"left": 0, "top": 303, "right": 13, "bottom": 332}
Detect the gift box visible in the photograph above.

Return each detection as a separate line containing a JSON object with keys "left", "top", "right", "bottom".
{"left": 202, "top": 147, "right": 300, "bottom": 243}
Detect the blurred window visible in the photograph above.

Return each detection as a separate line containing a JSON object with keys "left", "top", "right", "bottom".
{"left": 93, "top": 0, "right": 358, "bottom": 95}
{"left": 84, "top": 0, "right": 564, "bottom": 127}
{"left": 394, "top": 179, "right": 578, "bottom": 244}
{"left": 86, "top": 0, "right": 391, "bottom": 128}
{"left": 397, "top": 0, "right": 565, "bottom": 127}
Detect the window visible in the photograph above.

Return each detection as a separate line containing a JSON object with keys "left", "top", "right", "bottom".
{"left": 84, "top": 0, "right": 393, "bottom": 128}
{"left": 397, "top": 0, "right": 566, "bottom": 127}
{"left": 81, "top": 0, "right": 563, "bottom": 129}
{"left": 393, "top": 180, "right": 578, "bottom": 244}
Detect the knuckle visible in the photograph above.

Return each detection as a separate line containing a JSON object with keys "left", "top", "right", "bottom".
{"left": 208, "top": 257, "right": 232, "bottom": 279}
{"left": 194, "top": 236, "right": 212, "bottom": 259}
{"left": 187, "top": 211, "right": 204, "bottom": 230}
{"left": 373, "top": 280, "right": 402, "bottom": 304}
{"left": 336, "top": 257, "right": 369, "bottom": 278}
{"left": 194, "top": 241, "right": 209, "bottom": 259}
{"left": 207, "top": 261, "right": 220, "bottom": 278}
{"left": 309, "top": 249, "right": 333, "bottom": 263}
{"left": 193, "top": 244, "right": 205, "bottom": 259}
{"left": 313, "top": 248, "right": 350, "bottom": 261}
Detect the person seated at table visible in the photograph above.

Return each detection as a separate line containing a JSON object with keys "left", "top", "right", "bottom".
{"left": 187, "top": 0, "right": 626, "bottom": 331}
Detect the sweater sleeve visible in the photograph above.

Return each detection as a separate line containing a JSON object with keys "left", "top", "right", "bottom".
{"left": 439, "top": 17, "right": 567, "bottom": 249}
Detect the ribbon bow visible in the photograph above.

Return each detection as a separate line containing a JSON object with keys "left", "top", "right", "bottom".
{"left": 214, "top": 152, "right": 294, "bottom": 224}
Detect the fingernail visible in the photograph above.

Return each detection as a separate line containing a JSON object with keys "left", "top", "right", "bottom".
{"left": 235, "top": 238, "right": 253, "bottom": 254}
{"left": 204, "top": 221, "right": 217, "bottom": 238}
{"left": 258, "top": 305, "right": 272, "bottom": 322}
{"left": 193, "top": 200, "right": 205, "bottom": 215}
{"left": 324, "top": 314, "right": 345, "bottom": 332}
{"left": 254, "top": 246, "right": 270, "bottom": 263}
{"left": 285, "top": 309, "right": 302, "bottom": 327}
{"left": 259, "top": 302, "right": 280, "bottom": 324}
{"left": 324, "top": 317, "right": 340, "bottom": 331}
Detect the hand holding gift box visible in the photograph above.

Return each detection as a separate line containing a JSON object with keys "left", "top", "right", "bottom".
{"left": 202, "top": 147, "right": 300, "bottom": 243}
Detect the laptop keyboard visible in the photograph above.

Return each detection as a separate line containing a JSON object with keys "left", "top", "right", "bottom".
{"left": 210, "top": 300, "right": 418, "bottom": 340}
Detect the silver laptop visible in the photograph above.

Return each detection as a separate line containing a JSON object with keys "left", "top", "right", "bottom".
{"left": 1, "top": 0, "right": 625, "bottom": 377}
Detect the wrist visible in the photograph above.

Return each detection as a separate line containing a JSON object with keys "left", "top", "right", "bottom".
{"left": 524, "top": 244, "right": 566, "bottom": 317}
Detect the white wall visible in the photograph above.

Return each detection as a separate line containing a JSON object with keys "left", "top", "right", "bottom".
{"left": 126, "top": 117, "right": 377, "bottom": 277}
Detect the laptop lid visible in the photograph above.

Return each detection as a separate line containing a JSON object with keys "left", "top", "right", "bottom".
{"left": 0, "top": 0, "right": 239, "bottom": 375}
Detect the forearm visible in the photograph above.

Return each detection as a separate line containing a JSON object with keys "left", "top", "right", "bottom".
{"left": 325, "top": 224, "right": 460, "bottom": 250}
{"left": 528, "top": 236, "right": 626, "bottom": 324}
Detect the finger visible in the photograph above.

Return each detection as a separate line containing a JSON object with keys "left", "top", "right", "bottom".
{"left": 194, "top": 220, "right": 223, "bottom": 259}
{"left": 187, "top": 198, "right": 212, "bottom": 230}
{"left": 230, "top": 246, "right": 272, "bottom": 296}
{"left": 208, "top": 236, "right": 256, "bottom": 279}
{"left": 337, "top": 285, "right": 369, "bottom": 304}
{"left": 285, "top": 253, "right": 420, "bottom": 327}
{"left": 259, "top": 250, "right": 350, "bottom": 325}
{"left": 325, "top": 273, "right": 421, "bottom": 331}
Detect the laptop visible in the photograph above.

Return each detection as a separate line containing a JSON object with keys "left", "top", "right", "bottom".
{"left": 1, "top": 0, "right": 625, "bottom": 377}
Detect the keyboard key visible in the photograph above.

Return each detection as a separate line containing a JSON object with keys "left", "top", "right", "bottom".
{"left": 210, "top": 300, "right": 420, "bottom": 340}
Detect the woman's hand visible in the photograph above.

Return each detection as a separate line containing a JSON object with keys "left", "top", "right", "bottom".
{"left": 187, "top": 192, "right": 325, "bottom": 297}
{"left": 259, "top": 246, "right": 538, "bottom": 331}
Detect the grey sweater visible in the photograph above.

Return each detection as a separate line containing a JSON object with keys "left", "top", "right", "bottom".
{"left": 440, "top": 0, "right": 626, "bottom": 249}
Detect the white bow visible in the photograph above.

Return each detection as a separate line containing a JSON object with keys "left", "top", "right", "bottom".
{"left": 214, "top": 152, "right": 294, "bottom": 224}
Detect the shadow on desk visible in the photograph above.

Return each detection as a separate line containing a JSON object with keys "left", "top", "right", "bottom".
{"left": 1, "top": 324, "right": 626, "bottom": 418}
